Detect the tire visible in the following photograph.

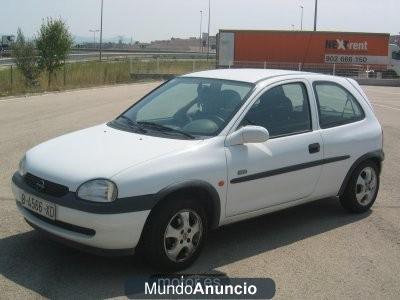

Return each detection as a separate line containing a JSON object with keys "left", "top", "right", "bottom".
{"left": 140, "top": 194, "right": 208, "bottom": 272}
{"left": 340, "top": 160, "right": 380, "bottom": 213}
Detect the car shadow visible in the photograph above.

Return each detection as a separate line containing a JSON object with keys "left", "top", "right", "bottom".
{"left": 0, "top": 197, "right": 370, "bottom": 299}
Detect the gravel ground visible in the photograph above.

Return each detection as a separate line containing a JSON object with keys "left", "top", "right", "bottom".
{"left": 0, "top": 83, "right": 399, "bottom": 299}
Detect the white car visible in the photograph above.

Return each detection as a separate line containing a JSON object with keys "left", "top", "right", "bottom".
{"left": 11, "top": 69, "right": 383, "bottom": 271}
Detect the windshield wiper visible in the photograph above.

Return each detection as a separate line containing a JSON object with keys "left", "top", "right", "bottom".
{"left": 117, "top": 116, "right": 147, "bottom": 133}
{"left": 137, "top": 121, "right": 195, "bottom": 139}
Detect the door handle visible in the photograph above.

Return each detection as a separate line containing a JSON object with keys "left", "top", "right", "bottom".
{"left": 308, "top": 143, "right": 320, "bottom": 154}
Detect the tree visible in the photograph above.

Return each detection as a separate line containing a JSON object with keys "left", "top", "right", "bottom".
{"left": 36, "top": 18, "right": 73, "bottom": 87}
{"left": 12, "top": 28, "right": 40, "bottom": 86}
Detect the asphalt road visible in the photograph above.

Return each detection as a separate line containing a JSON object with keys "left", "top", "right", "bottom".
{"left": 0, "top": 83, "right": 399, "bottom": 299}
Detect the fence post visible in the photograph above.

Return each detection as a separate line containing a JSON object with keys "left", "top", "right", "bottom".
{"left": 298, "top": 62, "right": 302, "bottom": 71}
{"left": 10, "top": 65, "right": 13, "bottom": 93}
{"left": 332, "top": 63, "right": 336, "bottom": 76}
{"left": 63, "top": 59, "right": 66, "bottom": 87}
{"left": 103, "top": 62, "right": 108, "bottom": 84}
{"left": 264, "top": 61, "right": 267, "bottom": 69}
{"left": 193, "top": 59, "right": 196, "bottom": 72}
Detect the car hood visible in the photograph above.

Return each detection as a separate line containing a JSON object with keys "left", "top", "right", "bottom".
{"left": 26, "top": 123, "right": 202, "bottom": 190}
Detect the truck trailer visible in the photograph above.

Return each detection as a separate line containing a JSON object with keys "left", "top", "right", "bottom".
{"left": 217, "top": 30, "right": 400, "bottom": 78}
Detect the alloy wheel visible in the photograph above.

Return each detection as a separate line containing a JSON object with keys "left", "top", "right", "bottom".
{"left": 355, "top": 166, "right": 377, "bottom": 206}
{"left": 163, "top": 209, "right": 203, "bottom": 262}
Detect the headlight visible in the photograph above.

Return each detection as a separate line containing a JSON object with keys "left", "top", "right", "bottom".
{"left": 77, "top": 179, "right": 118, "bottom": 202}
{"left": 18, "top": 155, "right": 27, "bottom": 176}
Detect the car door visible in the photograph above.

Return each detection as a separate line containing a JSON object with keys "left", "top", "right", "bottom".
{"left": 310, "top": 80, "right": 368, "bottom": 199}
{"left": 225, "top": 80, "right": 323, "bottom": 217}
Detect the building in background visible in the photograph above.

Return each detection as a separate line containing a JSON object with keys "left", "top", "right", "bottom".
{"left": 0, "top": 35, "right": 15, "bottom": 57}
{"left": 75, "top": 35, "right": 215, "bottom": 52}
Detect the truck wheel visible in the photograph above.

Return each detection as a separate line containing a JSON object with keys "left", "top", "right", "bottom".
{"left": 141, "top": 195, "right": 208, "bottom": 271}
{"left": 340, "top": 160, "right": 380, "bottom": 213}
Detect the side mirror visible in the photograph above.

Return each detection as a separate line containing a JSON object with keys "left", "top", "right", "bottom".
{"left": 227, "top": 126, "right": 270, "bottom": 146}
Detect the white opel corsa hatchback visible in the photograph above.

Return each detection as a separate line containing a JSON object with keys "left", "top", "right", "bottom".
{"left": 12, "top": 69, "right": 383, "bottom": 271}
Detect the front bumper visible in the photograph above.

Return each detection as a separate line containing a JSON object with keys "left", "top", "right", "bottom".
{"left": 11, "top": 175, "right": 150, "bottom": 252}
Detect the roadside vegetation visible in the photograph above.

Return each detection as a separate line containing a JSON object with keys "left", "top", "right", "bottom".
{"left": 36, "top": 18, "right": 74, "bottom": 87}
{"left": 0, "top": 58, "right": 215, "bottom": 97}
{"left": 12, "top": 29, "right": 40, "bottom": 87}
{"left": 0, "top": 17, "right": 215, "bottom": 98}
{"left": 0, "top": 17, "right": 216, "bottom": 98}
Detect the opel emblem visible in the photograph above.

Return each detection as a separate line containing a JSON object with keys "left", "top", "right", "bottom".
{"left": 35, "top": 179, "right": 45, "bottom": 192}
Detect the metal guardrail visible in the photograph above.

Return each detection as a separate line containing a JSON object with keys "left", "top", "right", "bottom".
{"left": 1, "top": 50, "right": 217, "bottom": 65}
{"left": 0, "top": 57, "right": 14, "bottom": 66}
{"left": 224, "top": 61, "right": 399, "bottom": 80}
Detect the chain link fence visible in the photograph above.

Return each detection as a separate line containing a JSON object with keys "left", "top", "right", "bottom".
{"left": 225, "top": 61, "right": 400, "bottom": 80}
{"left": 1, "top": 57, "right": 399, "bottom": 97}
{"left": 0, "top": 58, "right": 216, "bottom": 97}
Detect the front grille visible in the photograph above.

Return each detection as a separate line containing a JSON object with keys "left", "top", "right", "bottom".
{"left": 24, "top": 173, "right": 69, "bottom": 197}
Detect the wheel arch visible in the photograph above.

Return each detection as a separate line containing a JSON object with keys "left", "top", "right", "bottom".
{"left": 338, "top": 150, "right": 384, "bottom": 197}
{"left": 149, "top": 180, "right": 221, "bottom": 230}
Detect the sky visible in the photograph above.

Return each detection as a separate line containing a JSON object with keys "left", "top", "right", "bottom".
{"left": 2, "top": 0, "right": 400, "bottom": 42}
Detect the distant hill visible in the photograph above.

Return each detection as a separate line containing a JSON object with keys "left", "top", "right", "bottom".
{"left": 73, "top": 35, "right": 130, "bottom": 44}
{"left": 73, "top": 35, "right": 93, "bottom": 44}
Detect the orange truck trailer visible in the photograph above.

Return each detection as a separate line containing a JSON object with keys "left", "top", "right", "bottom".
{"left": 217, "top": 30, "right": 400, "bottom": 77}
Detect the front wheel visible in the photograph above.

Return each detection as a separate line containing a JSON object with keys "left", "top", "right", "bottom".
{"left": 141, "top": 196, "right": 208, "bottom": 271}
{"left": 340, "top": 160, "right": 380, "bottom": 213}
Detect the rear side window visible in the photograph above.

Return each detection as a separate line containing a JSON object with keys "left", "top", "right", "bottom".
{"left": 313, "top": 82, "right": 365, "bottom": 129}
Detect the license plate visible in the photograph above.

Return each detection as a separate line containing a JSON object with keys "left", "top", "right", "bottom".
{"left": 18, "top": 192, "right": 56, "bottom": 221}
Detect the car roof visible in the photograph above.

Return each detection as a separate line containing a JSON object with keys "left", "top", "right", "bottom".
{"left": 182, "top": 68, "right": 308, "bottom": 84}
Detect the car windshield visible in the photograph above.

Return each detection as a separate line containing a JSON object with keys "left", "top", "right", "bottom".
{"left": 110, "top": 77, "right": 254, "bottom": 139}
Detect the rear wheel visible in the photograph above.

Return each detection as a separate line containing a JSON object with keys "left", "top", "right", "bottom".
{"left": 141, "top": 195, "right": 207, "bottom": 271}
{"left": 340, "top": 160, "right": 380, "bottom": 213}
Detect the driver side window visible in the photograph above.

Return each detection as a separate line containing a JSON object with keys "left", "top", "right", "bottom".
{"left": 240, "top": 82, "right": 312, "bottom": 138}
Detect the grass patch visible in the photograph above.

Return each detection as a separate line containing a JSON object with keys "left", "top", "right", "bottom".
{"left": 0, "top": 58, "right": 215, "bottom": 97}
